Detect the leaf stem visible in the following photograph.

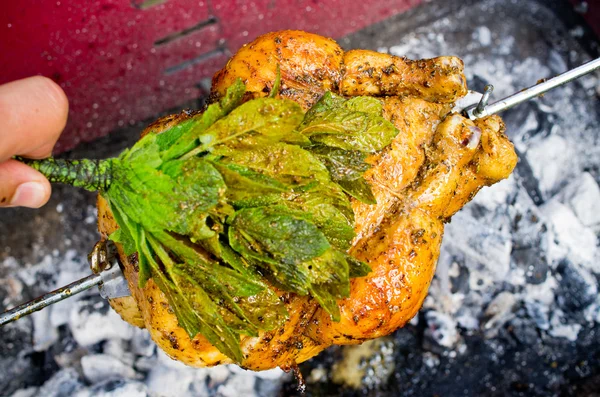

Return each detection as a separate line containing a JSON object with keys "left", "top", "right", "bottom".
{"left": 16, "top": 157, "right": 113, "bottom": 192}
{"left": 179, "top": 130, "right": 246, "bottom": 161}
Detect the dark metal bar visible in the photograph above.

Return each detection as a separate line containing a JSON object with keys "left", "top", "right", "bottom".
{"left": 470, "top": 57, "right": 600, "bottom": 119}
{"left": 0, "top": 273, "right": 102, "bottom": 327}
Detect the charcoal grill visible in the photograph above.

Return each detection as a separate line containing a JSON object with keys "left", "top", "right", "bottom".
{"left": 1, "top": 0, "right": 599, "bottom": 395}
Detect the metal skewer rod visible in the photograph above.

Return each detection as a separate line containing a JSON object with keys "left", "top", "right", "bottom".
{"left": 0, "top": 273, "right": 102, "bottom": 327}
{"left": 471, "top": 57, "right": 600, "bottom": 119}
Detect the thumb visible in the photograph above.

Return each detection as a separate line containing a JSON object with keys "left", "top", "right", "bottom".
{"left": 0, "top": 159, "right": 52, "bottom": 208}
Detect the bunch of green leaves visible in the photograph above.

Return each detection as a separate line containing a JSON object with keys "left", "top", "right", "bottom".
{"left": 100, "top": 79, "right": 399, "bottom": 362}
{"left": 297, "top": 92, "right": 399, "bottom": 204}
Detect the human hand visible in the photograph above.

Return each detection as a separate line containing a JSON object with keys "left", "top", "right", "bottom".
{"left": 0, "top": 77, "right": 68, "bottom": 208}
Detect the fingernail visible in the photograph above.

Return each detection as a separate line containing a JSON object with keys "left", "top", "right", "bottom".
{"left": 10, "top": 181, "right": 47, "bottom": 208}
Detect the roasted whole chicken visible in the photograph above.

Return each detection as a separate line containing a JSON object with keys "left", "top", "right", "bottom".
{"left": 97, "top": 31, "right": 517, "bottom": 370}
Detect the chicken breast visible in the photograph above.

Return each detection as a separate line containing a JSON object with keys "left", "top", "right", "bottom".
{"left": 98, "top": 30, "right": 517, "bottom": 370}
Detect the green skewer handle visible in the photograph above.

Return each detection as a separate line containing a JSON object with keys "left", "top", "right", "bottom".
{"left": 16, "top": 156, "right": 113, "bottom": 192}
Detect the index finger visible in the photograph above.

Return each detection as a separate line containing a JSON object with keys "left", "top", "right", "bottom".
{"left": 0, "top": 76, "right": 69, "bottom": 162}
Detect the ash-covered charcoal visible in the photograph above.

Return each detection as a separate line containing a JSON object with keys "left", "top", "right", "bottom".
{"left": 554, "top": 172, "right": 600, "bottom": 233}
{"left": 75, "top": 379, "right": 150, "bottom": 397}
{"left": 512, "top": 246, "right": 549, "bottom": 285}
{"left": 527, "top": 135, "right": 579, "bottom": 200}
{"left": 0, "top": 321, "right": 43, "bottom": 394}
{"left": 68, "top": 296, "right": 135, "bottom": 347}
{"left": 482, "top": 292, "right": 518, "bottom": 339}
{"left": 541, "top": 199, "right": 598, "bottom": 271}
{"left": 555, "top": 261, "right": 598, "bottom": 313}
{"left": 129, "top": 328, "right": 156, "bottom": 358}
{"left": 35, "top": 368, "right": 84, "bottom": 397}
{"left": 423, "top": 311, "right": 463, "bottom": 352}
{"left": 80, "top": 354, "right": 139, "bottom": 384}
{"left": 143, "top": 350, "right": 290, "bottom": 397}
{"left": 508, "top": 315, "right": 541, "bottom": 347}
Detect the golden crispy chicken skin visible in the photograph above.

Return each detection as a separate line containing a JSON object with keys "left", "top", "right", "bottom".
{"left": 211, "top": 31, "right": 344, "bottom": 109}
{"left": 98, "top": 30, "right": 517, "bottom": 370}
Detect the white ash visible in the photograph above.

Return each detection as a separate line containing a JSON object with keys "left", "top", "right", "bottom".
{"left": 129, "top": 327, "right": 156, "bottom": 358}
{"left": 215, "top": 369, "right": 258, "bottom": 397}
{"left": 81, "top": 354, "right": 139, "bottom": 384}
{"left": 69, "top": 298, "right": 136, "bottom": 347}
{"left": 422, "top": 351, "right": 441, "bottom": 369}
{"left": 11, "top": 388, "right": 39, "bottom": 397}
{"left": 36, "top": 368, "right": 84, "bottom": 397}
{"left": 424, "top": 311, "right": 461, "bottom": 349}
{"left": 73, "top": 380, "right": 149, "bottom": 397}
{"left": 84, "top": 204, "right": 98, "bottom": 225}
{"left": 145, "top": 350, "right": 209, "bottom": 396}
{"left": 548, "top": 309, "right": 583, "bottom": 341}
{"left": 524, "top": 276, "right": 559, "bottom": 308}
{"left": 554, "top": 172, "right": 600, "bottom": 233}
{"left": 526, "top": 135, "right": 579, "bottom": 199}
{"left": 13, "top": 249, "right": 89, "bottom": 293}
{"left": 584, "top": 296, "right": 600, "bottom": 324}
{"left": 472, "top": 26, "right": 492, "bottom": 47}
{"left": 360, "top": 340, "right": 396, "bottom": 389}
{"left": 102, "top": 339, "right": 136, "bottom": 366}
{"left": 31, "top": 309, "right": 58, "bottom": 352}
{"left": 540, "top": 200, "right": 598, "bottom": 268}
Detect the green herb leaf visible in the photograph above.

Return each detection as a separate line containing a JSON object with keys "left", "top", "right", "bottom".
{"left": 193, "top": 98, "right": 306, "bottom": 155}
{"left": 159, "top": 157, "right": 225, "bottom": 240}
{"left": 304, "top": 250, "right": 351, "bottom": 322}
{"left": 145, "top": 235, "right": 243, "bottom": 361}
{"left": 308, "top": 144, "right": 376, "bottom": 204}
{"left": 147, "top": 231, "right": 287, "bottom": 362}
{"left": 347, "top": 255, "right": 372, "bottom": 278}
{"left": 107, "top": 204, "right": 137, "bottom": 256}
{"left": 268, "top": 64, "right": 281, "bottom": 99}
{"left": 210, "top": 161, "right": 288, "bottom": 205}
{"left": 336, "top": 179, "right": 376, "bottom": 205}
{"left": 121, "top": 133, "right": 163, "bottom": 169}
{"left": 229, "top": 206, "right": 330, "bottom": 266}
{"left": 219, "top": 78, "right": 247, "bottom": 114}
{"left": 344, "top": 96, "right": 384, "bottom": 115}
{"left": 298, "top": 92, "right": 399, "bottom": 153}
{"left": 108, "top": 157, "right": 225, "bottom": 242}
{"left": 282, "top": 184, "right": 355, "bottom": 250}
{"left": 213, "top": 141, "right": 330, "bottom": 187}
{"left": 309, "top": 283, "right": 341, "bottom": 321}
{"left": 155, "top": 118, "right": 197, "bottom": 152}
